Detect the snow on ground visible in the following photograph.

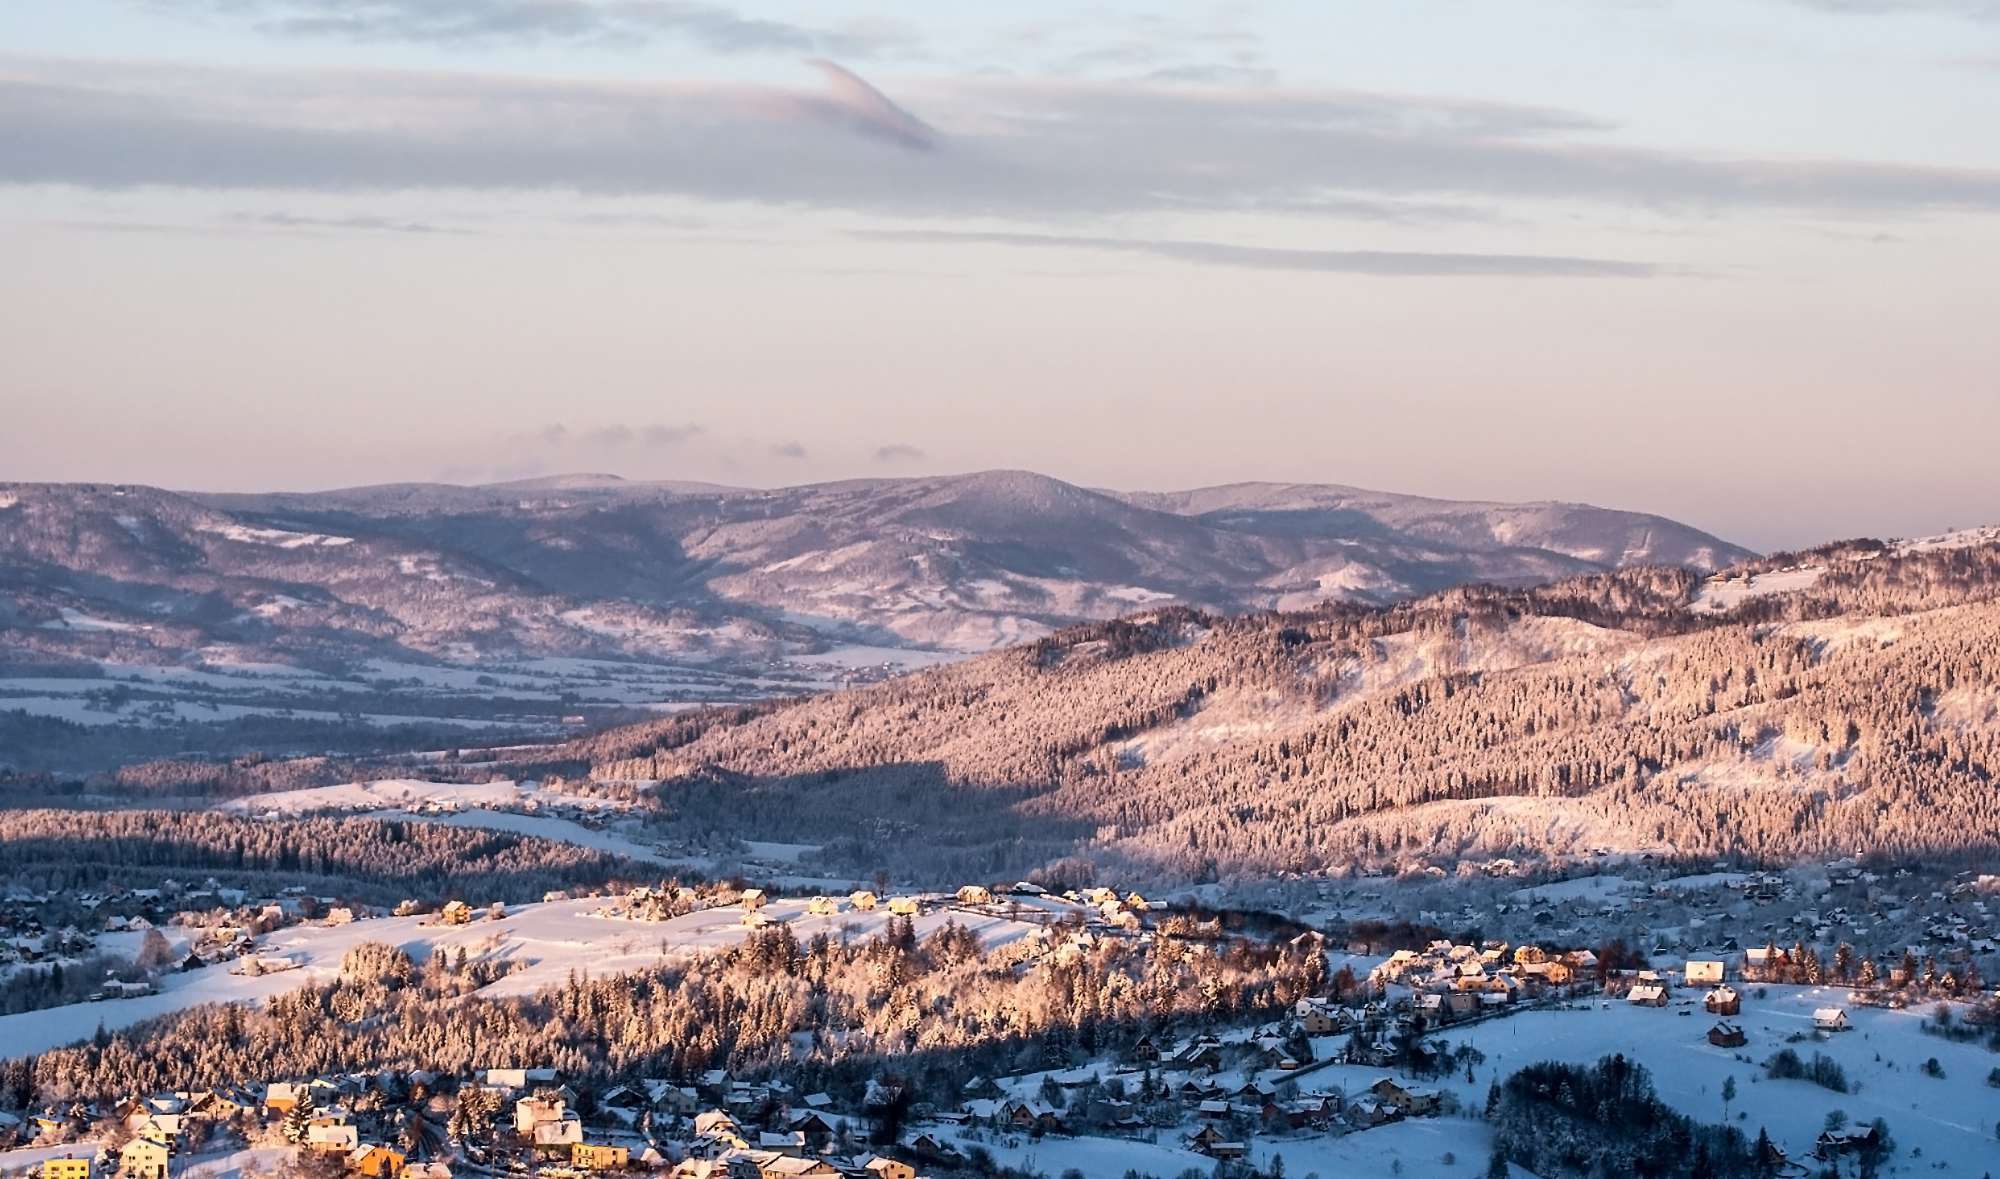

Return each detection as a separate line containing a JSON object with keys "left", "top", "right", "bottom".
{"left": 0, "top": 896, "right": 1045, "bottom": 1059}
{"left": 368, "top": 807, "right": 671, "bottom": 864}
{"left": 941, "top": 1115, "right": 1505, "bottom": 1179}
{"left": 1509, "top": 874, "right": 1638, "bottom": 904}
{"left": 196, "top": 522, "right": 354, "bottom": 548}
{"left": 1894, "top": 525, "right": 2000, "bottom": 554}
{"left": 1687, "top": 566, "right": 1827, "bottom": 613}
{"left": 1306, "top": 985, "right": 2000, "bottom": 1173}
{"left": 39, "top": 607, "right": 141, "bottom": 632}
{"left": 218, "top": 778, "right": 623, "bottom": 817}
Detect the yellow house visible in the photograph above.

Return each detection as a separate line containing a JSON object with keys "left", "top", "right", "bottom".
{"left": 43, "top": 1157, "right": 92, "bottom": 1179}
{"left": 347, "top": 1146, "right": 406, "bottom": 1179}
{"left": 120, "top": 1139, "right": 172, "bottom": 1179}
{"left": 573, "top": 1144, "right": 630, "bottom": 1171}
{"left": 863, "top": 1158, "right": 914, "bottom": 1179}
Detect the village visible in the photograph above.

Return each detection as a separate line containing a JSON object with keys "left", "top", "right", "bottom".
{"left": 5, "top": 858, "right": 2000, "bottom": 1179}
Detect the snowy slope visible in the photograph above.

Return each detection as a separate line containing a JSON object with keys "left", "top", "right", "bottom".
{"left": 0, "top": 895, "right": 1045, "bottom": 1058}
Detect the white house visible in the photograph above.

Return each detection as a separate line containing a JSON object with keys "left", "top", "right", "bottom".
{"left": 1813, "top": 1008, "right": 1850, "bottom": 1032}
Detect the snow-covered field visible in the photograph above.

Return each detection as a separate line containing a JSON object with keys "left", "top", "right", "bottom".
{"left": 0, "top": 895, "right": 1044, "bottom": 1059}
{"left": 1687, "top": 566, "right": 1827, "bottom": 613}
{"left": 1302, "top": 987, "right": 2000, "bottom": 1173}
{"left": 217, "top": 777, "right": 623, "bottom": 817}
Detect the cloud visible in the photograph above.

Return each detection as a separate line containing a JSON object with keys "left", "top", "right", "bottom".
{"left": 136, "top": 0, "right": 913, "bottom": 57}
{"left": 874, "top": 444, "right": 926, "bottom": 462}
{"left": 7, "top": 57, "right": 2000, "bottom": 221}
{"left": 642, "top": 423, "right": 703, "bottom": 447}
{"left": 1785, "top": 0, "right": 2000, "bottom": 17}
{"left": 798, "top": 59, "right": 935, "bottom": 151}
{"left": 583, "top": 424, "right": 634, "bottom": 447}
{"left": 771, "top": 441, "right": 808, "bottom": 459}
{"left": 538, "top": 423, "right": 571, "bottom": 445}
{"left": 235, "top": 211, "right": 475, "bottom": 235}
{"left": 855, "top": 229, "right": 1657, "bottom": 278}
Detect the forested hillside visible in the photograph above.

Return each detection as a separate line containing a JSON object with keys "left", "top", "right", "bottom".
{"left": 529, "top": 540, "right": 2000, "bottom": 880}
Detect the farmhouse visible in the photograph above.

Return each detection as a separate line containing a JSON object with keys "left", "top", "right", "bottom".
{"left": 1707, "top": 1022, "right": 1747, "bottom": 1048}
{"left": 1813, "top": 1008, "right": 1850, "bottom": 1031}
{"left": 1684, "top": 960, "right": 1725, "bottom": 985}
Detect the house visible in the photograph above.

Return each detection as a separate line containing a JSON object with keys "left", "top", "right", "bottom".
{"left": 265, "top": 1082, "right": 305, "bottom": 1114}
{"left": 573, "top": 1145, "right": 630, "bottom": 1171}
{"left": 1813, "top": 1008, "right": 1850, "bottom": 1032}
{"left": 956, "top": 885, "right": 992, "bottom": 906}
{"left": 347, "top": 1147, "right": 405, "bottom": 1179}
{"left": 118, "top": 1140, "right": 171, "bottom": 1179}
{"left": 515, "top": 1097, "right": 582, "bottom": 1148}
{"left": 1814, "top": 1125, "right": 1883, "bottom": 1160}
{"left": 1684, "top": 960, "right": 1725, "bottom": 985}
{"left": 806, "top": 897, "right": 840, "bottom": 917}
{"left": 1344, "top": 1099, "right": 1399, "bottom": 1129}
{"left": 1627, "top": 984, "right": 1668, "bottom": 1007}
{"left": 1707, "top": 1022, "right": 1747, "bottom": 1048}
{"left": 309, "top": 1123, "right": 361, "bottom": 1153}
{"left": 41, "top": 1156, "right": 91, "bottom": 1179}
{"left": 848, "top": 892, "right": 878, "bottom": 912}
{"left": 1704, "top": 985, "right": 1741, "bottom": 1015}
{"left": 1185, "top": 1126, "right": 1243, "bottom": 1158}
{"left": 861, "top": 1158, "right": 914, "bottom": 1179}
{"left": 437, "top": 901, "right": 473, "bottom": 926}
{"left": 740, "top": 889, "right": 767, "bottom": 911}
{"left": 886, "top": 897, "right": 920, "bottom": 917}
{"left": 1368, "top": 1079, "right": 1440, "bottom": 1117}
{"left": 757, "top": 1157, "right": 838, "bottom": 1179}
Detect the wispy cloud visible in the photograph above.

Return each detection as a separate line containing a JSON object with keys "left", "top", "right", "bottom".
{"left": 1784, "top": 0, "right": 2000, "bottom": 18}
{"left": 856, "top": 230, "right": 1657, "bottom": 278}
{"left": 771, "top": 441, "right": 809, "bottom": 459}
{"left": 6, "top": 56, "right": 2000, "bottom": 221}
{"left": 235, "top": 211, "right": 475, "bottom": 235}
{"left": 133, "top": 0, "right": 915, "bottom": 57}
{"left": 874, "top": 443, "right": 926, "bottom": 463}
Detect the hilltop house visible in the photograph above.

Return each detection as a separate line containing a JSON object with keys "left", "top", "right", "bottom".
{"left": 1813, "top": 1008, "right": 1850, "bottom": 1032}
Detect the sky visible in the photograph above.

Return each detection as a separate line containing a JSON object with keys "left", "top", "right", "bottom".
{"left": 3, "top": 2, "right": 1998, "bottom": 551}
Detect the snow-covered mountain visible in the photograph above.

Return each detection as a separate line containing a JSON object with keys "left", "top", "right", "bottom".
{"left": 0, "top": 472, "right": 1749, "bottom": 668}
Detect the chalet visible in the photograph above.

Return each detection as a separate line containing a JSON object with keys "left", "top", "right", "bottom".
{"left": 1368, "top": 1078, "right": 1440, "bottom": 1117}
{"left": 1627, "top": 984, "right": 1668, "bottom": 1007}
{"left": 1704, "top": 985, "right": 1741, "bottom": 1016}
{"left": 347, "top": 1147, "right": 405, "bottom": 1179}
{"left": 806, "top": 897, "right": 839, "bottom": 918}
{"left": 740, "top": 889, "right": 767, "bottom": 911}
{"left": 886, "top": 897, "right": 920, "bottom": 917}
{"left": 117, "top": 1140, "right": 171, "bottom": 1179}
{"left": 437, "top": 901, "right": 473, "bottom": 926}
{"left": 572, "top": 1145, "right": 630, "bottom": 1171}
{"left": 1684, "top": 960, "right": 1726, "bottom": 985}
{"left": 861, "top": 1158, "right": 914, "bottom": 1179}
{"left": 1814, "top": 1125, "right": 1882, "bottom": 1160}
{"left": 265, "top": 1083, "right": 305, "bottom": 1114}
{"left": 848, "top": 892, "right": 878, "bottom": 912}
{"left": 1813, "top": 1008, "right": 1850, "bottom": 1032}
{"left": 1707, "top": 1022, "right": 1747, "bottom": 1048}
{"left": 1009, "top": 881, "right": 1047, "bottom": 896}
{"left": 1128, "top": 1034, "right": 1161, "bottom": 1062}
{"left": 956, "top": 885, "right": 992, "bottom": 906}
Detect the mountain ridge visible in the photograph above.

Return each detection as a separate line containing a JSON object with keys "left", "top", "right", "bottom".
{"left": 0, "top": 471, "right": 1751, "bottom": 671}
